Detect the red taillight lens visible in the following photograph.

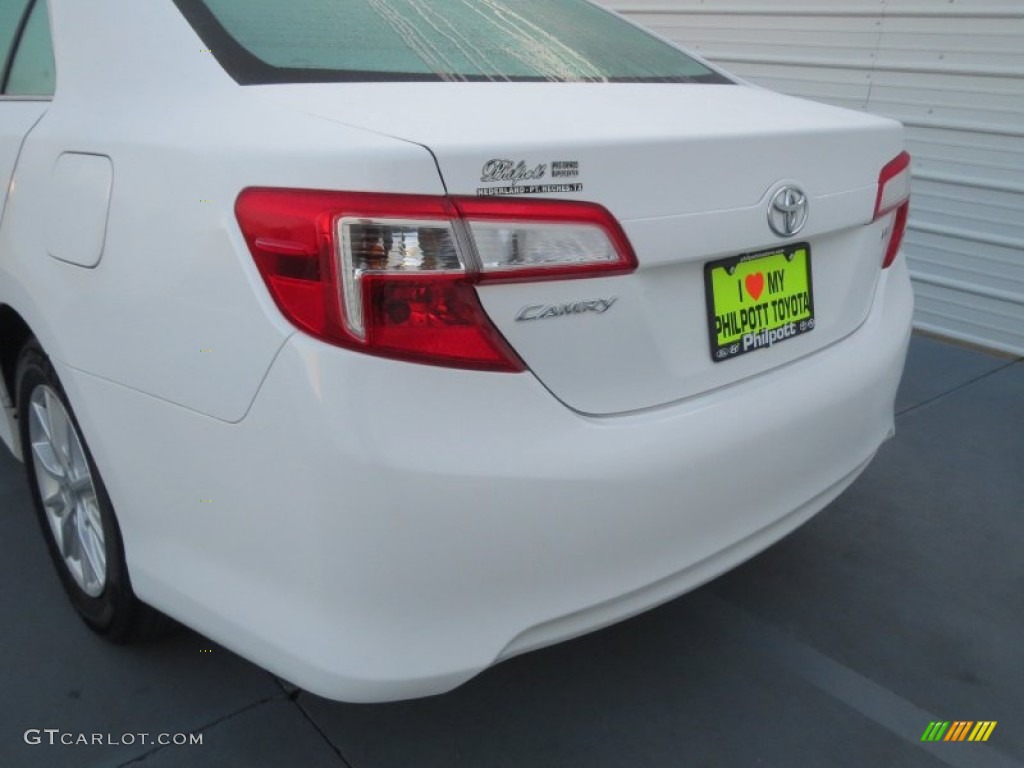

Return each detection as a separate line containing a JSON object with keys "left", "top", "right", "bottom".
{"left": 235, "top": 189, "right": 637, "bottom": 371}
{"left": 363, "top": 274, "right": 518, "bottom": 370}
{"left": 874, "top": 151, "right": 911, "bottom": 269}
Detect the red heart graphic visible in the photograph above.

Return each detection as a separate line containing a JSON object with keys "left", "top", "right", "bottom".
{"left": 745, "top": 272, "right": 765, "bottom": 301}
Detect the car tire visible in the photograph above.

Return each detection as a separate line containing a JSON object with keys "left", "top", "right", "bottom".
{"left": 15, "top": 339, "right": 174, "bottom": 642}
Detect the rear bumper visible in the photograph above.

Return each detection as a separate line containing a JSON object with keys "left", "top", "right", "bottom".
{"left": 64, "top": 257, "right": 913, "bottom": 703}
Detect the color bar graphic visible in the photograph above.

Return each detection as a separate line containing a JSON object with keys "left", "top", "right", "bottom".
{"left": 921, "top": 722, "right": 949, "bottom": 742}
{"left": 968, "top": 722, "right": 998, "bottom": 742}
{"left": 921, "top": 721, "right": 996, "bottom": 743}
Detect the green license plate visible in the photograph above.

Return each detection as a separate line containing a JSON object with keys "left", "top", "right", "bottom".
{"left": 703, "top": 243, "right": 815, "bottom": 362}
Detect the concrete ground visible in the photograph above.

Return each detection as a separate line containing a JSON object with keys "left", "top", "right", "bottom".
{"left": 1, "top": 333, "right": 1021, "bottom": 768}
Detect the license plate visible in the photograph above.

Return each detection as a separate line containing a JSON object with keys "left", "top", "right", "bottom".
{"left": 704, "top": 243, "right": 815, "bottom": 362}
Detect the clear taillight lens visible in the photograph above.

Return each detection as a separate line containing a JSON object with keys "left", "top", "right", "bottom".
{"left": 455, "top": 197, "right": 637, "bottom": 282}
{"left": 236, "top": 189, "right": 637, "bottom": 371}
{"left": 874, "top": 151, "right": 911, "bottom": 269}
{"left": 339, "top": 218, "right": 464, "bottom": 340}
{"left": 470, "top": 221, "right": 617, "bottom": 273}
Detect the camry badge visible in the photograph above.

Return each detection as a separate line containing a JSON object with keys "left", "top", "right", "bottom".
{"left": 516, "top": 297, "right": 618, "bottom": 322}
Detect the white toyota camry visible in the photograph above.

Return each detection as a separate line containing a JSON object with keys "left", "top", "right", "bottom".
{"left": 0, "top": 0, "right": 913, "bottom": 702}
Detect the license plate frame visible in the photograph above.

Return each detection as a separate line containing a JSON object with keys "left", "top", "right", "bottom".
{"left": 703, "top": 243, "right": 815, "bottom": 363}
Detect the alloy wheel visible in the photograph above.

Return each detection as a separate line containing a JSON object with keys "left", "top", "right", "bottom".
{"left": 27, "top": 385, "right": 107, "bottom": 597}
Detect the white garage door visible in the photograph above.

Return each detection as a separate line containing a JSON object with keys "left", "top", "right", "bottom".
{"left": 604, "top": 0, "right": 1024, "bottom": 355}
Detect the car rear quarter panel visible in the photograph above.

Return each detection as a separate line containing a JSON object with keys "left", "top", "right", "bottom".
{"left": 1, "top": 0, "right": 445, "bottom": 423}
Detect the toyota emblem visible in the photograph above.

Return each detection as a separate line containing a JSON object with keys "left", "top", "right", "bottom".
{"left": 768, "top": 186, "right": 808, "bottom": 238}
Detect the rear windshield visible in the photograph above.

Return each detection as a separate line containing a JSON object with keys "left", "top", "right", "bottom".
{"left": 172, "top": 0, "right": 731, "bottom": 84}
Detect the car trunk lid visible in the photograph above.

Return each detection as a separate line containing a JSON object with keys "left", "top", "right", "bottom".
{"left": 253, "top": 82, "right": 905, "bottom": 414}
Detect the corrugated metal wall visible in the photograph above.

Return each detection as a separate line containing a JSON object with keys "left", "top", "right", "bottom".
{"left": 604, "top": 0, "right": 1024, "bottom": 355}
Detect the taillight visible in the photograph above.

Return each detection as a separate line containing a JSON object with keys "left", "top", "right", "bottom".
{"left": 235, "top": 189, "right": 637, "bottom": 371}
{"left": 454, "top": 197, "right": 638, "bottom": 283}
{"left": 874, "top": 151, "right": 911, "bottom": 269}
